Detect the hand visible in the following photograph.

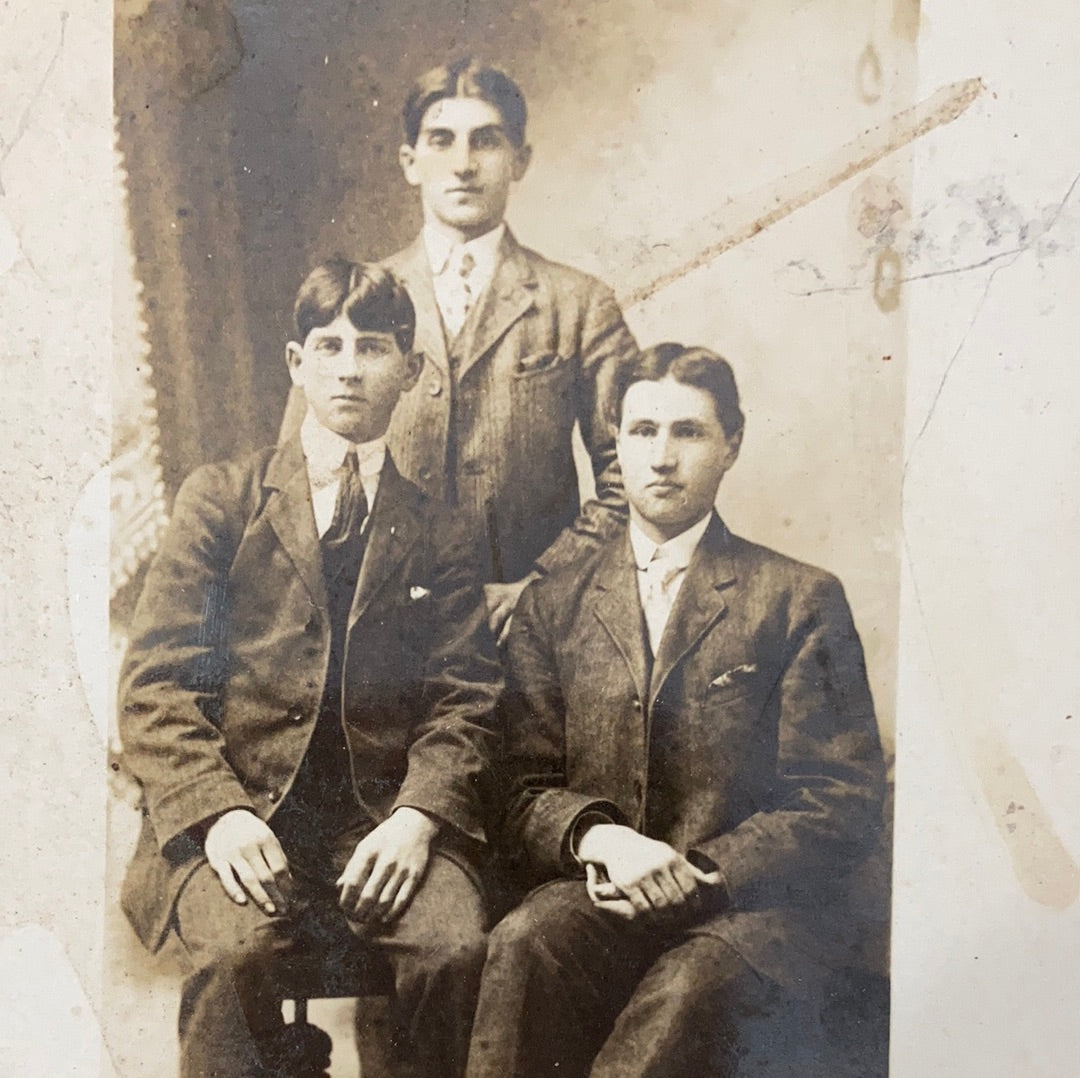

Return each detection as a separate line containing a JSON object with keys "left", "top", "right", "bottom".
{"left": 336, "top": 807, "right": 440, "bottom": 929}
{"left": 204, "top": 809, "right": 293, "bottom": 916}
{"left": 483, "top": 574, "right": 538, "bottom": 645}
{"left": 577, "top": 824, "right": 719, "bottom": 920}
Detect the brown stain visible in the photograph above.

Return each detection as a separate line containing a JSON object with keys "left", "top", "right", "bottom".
{"left": 621, "top": 77, "right": 985, "bottom": 310}
{"left": 892, "top": 0, "right": 922, "bottom": 44}
{"left": 873, "top": 248, "right": 902, "bottom": 312}
{"left": 975, "top": 732, "right": 1080, "bottom": 910}
{"left": 856, "top": 43, "right": 884, "bottom": 104}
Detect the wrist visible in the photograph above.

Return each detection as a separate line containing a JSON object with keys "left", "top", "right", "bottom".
{"left": 575, "top": 822, "right": 627, "bottom": 864}
{"left": 392, "top": 806, "right": 441, "bottom": 839}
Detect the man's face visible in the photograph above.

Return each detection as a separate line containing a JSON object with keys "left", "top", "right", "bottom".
{"left": 399, "top": 96, "right": 531, "bottom": 241}
{"left": 286, "top": 314, "right": 421, "bottom": 442}
{"left": 616, "top": 375, "right": 741, "bottom": 543}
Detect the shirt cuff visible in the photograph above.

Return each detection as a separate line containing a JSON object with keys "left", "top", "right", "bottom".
{"left": 566, "top": 810, "right": 617, "bottom": 867}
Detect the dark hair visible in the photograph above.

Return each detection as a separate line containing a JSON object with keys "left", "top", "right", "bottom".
{"left": 610, "top": 343, "right": 745, "bottom": 438}
{"left": 403, "top": 58, "right": 527, "bottom": 148}
{"left": 293, "top": 259, "right": 415, "bottom": 352}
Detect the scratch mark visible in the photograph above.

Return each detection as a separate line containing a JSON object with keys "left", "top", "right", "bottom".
{"left": 0, "top": 11, "right": 68, "bottom": 197}
{"left": 903, "top": 169, "right": 1080, "bottom": 472}
{"left": 789, "top": 168, "right": 1080, "bottom": 297}
{"left": 621, "top": 77, "right": 984, "bottom": 309}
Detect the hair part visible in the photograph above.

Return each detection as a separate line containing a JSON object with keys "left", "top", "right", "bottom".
{"left": 611, "top": 343, "right": 745, "bottom": 438}
{"left": 403, "top": 58, "right": 528, "bottom": 147}
{"left": 293, "top": 259, "right": 416, "bottom": 352}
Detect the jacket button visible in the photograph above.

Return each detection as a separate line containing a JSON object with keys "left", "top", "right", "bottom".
{"left": 286, "top": 706, "right": 304, "bottom": 723}
{"left": 427, "top": 378, "right": 442, "bottom": 397}
{"left": 418, "top": 465, "right": 432, "bottom": 481}
{"left": 632, "top": 697, "right": 642, "bottom": 711}
{"left": 267, "top": 789, "right": 280, "bottom": 803}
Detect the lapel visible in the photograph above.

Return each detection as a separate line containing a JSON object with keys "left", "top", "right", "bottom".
{"left": 591, "top": 531, "right": 652, "bottom": 708}
{"left": 347, "top": 455, "right": 424, "bottom": 630}
{"left": 649, "top": 514, "right": 736, "bottom": 707}
{"left": 454, "top": 230, "right": 539, "bottom": 383}
{"left": 390, "top": 235, "right": 450, "bottom": 379}
{"left": 262, "top": 437, "right": 328, "bottom": 614}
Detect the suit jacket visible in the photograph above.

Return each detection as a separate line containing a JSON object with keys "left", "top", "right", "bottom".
{"left": 118, "top": 437, "right": 502, "bottom": 952}
{"left": 499, "top": 514, "right": 885, "bottom": 993}
{"left": 379, "top": 230, "right": 639, "bottom": 583}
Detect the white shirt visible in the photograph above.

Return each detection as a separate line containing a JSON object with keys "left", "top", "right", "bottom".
{"left": 424, "top": 222, "right": 506, "bottom": 338}
{"left": 629, "top": 512, "right": 713, "bottom": 653}
{"left": 300, "top": 410, "right": 386, "bottom": 538}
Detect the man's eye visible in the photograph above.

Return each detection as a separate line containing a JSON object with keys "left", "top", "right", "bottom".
{"left": 427, "top": 132, "right": 452, "bottom": 149}
{"left": 316, "top": 340, "right": 341, "bottom": 353}
{"left": 472, "top": 131, "right": 502, "bottom": 150}
{"left": 357, "top": 341, "right": 390, "bottom": 357}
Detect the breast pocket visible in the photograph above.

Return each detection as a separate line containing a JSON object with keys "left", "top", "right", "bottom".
{"left": 511, "top": 351, "right": 566, "bottom": 379}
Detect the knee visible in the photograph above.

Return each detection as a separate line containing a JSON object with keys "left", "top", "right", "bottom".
{"left": 213, "top": 922, "right": 283, "bottom": 977}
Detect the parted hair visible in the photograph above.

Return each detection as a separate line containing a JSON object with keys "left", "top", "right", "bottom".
{"left": 293, "top": 259, "right": 416, "bottom": 352}
{"left": 610, "top": 343, "right": 745, "bottom": 438}
{"left": 403, "top": 58, "right": 528, "bottom": 148}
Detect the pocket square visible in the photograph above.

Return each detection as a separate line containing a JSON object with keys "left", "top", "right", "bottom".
{"left": 515, "top": 351, "right": 562, "bottom": 375}
{"left": 409, "top": 586, "right": 432, "bottom": 601}
{"left": 710, "top": 663, "right": 757, "bottom": 689}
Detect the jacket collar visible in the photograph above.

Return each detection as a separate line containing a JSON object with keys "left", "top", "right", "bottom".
{"left": 393, "top": 229, "right": 539, "bottom": 383}
{"left": 262, "top": 438, "right": 423, "bottom": 625}
{"left": 592, "top": 513, "right": 737, "bottom": 709}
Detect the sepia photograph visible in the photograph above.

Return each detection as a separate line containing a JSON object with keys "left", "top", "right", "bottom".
{"left": 2, "top": 0, "right": 1077, "bottom": 1075}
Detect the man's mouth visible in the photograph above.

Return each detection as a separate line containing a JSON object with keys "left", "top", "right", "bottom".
{"left": 647, "top": 482, "right": 682, "bottom": 494}
{"left": 447, "top": 185, "right": 482, "bottom": 196}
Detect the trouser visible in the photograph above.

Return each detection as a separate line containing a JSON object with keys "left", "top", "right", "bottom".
{"left": 465, "top": 878, "right": 784, "bottom": 1078}
{"left": 173, "top": 817, "right": 487, "bottom": 1078}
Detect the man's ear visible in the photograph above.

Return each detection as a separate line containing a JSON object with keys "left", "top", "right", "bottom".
{"left": 722, "top": 429, "right": 743, "bottom": 470}
{"left": 285, "top": 341, "right": 304, "bottom": 385}
{"left": 401, "top": 349, "right": 424, "bottom": 392}
{"left": 511, "top": 142, "right": 532, "bottom": 182}
{"left": 399, "top": 143, "right": 420, "bottom": 186}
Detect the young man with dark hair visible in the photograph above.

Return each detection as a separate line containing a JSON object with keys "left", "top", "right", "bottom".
{"left": 119, "top": 260, "right": 501, "bottom": 1078}
{"left": 465, "top": 343, "right": 886, "bottom": 1077}
{"left": 385, "top": 58, "right": 640, "bottom": 639}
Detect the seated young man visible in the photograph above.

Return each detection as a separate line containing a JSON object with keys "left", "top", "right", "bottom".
{"left": 466, "top": 344, "right": 886, "bottom": 1078}
{"left": 118, "top": 261, "right": 501, "bottom": 1078}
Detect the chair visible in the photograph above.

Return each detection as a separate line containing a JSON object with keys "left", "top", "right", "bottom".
{"left": 272, "top": 940, "right": 395, "bottom": 1076}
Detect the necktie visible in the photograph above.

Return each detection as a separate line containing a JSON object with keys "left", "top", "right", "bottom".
{"left": 641, "top": 548, "right": 682, "bottom": 654}
{"left": 442, "top": 248, "right": 476, "bottom": 338}
{"left": 321, "top": 448, "right": 367, "bottom": 551}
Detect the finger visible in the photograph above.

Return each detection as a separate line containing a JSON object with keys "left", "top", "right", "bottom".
{"left": 209, "top": 860, "right": 248, "bottom": 906}
{"left": 497, "top": 611, "right": 514, "bottom": 647}
{"left": 670, "top": 862, "right": 701, "bottom": 901}
{"left": 689, "top": 865, "right": 723, "bottom": 887}
{"left": 232, "top": 856, "right": 276, "bottom": 915}
{"left": 338, "top": 849, "right": 378, "bottom": 912}
{"left": 626, "top": 884, "right": 654, "bottom": 915}
{"left": 386, "top": 872, "right": 421, "bottom": 923}
{"left": 350, "top": 858, "right": 396, "bottom": 923}
{"left": 251, "top": 849, "right": 290, "bottom": 914}
{"left": 595, "top": 896, "right": 638, "bottom": 919}
{"left": 585, "top": 864, "right": 621, "bottom": 903}
{"left": 638, "top": 877, "right": 670, "bottom": 910}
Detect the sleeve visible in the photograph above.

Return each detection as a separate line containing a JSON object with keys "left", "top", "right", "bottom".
{"left": 118, "top": 466, "right": 256, "bottom": 853}
{"left": 498, "top": 583, "right": 626, "bottom": 881}
{"left": 533, "top": 281, "right": 639, "bottom": 576}
{"left": 391, "top": 511, "right": 504, "bottom": 847}
{"left": 690, "top": 573, "right": 886, "bottom": 908}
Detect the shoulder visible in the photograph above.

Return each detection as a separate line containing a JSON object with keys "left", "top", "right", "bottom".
{"left": 174, "top": 445, "right": 276, "bottom": 507}
{"left": 725, "top": 531, "right": 851, "bottom": 617}
{"left": 515, "top": 241, "right": 617, "bottom": 301}
{"left": 521, "top": 532, "right": 616, "bottom": 623}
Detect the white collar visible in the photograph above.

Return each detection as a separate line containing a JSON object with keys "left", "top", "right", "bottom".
{"left": 423, "top": 222, "right": 506, "bottom": 277}
{"left": 299, "top": 409, "right": 386, "bottom": 488}
{"left": 629, "top": 512, "right": 713, "bottom": 572}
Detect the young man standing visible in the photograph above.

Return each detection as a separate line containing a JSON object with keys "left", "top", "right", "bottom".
{"left": 466, "top": 344, "right": 886, "bottom": 1077}
{"left": 119, "top": 262, "right": 501, "bottom": 1078}
{"left": 385, "top": 59, "right": 639, "bottom": 638}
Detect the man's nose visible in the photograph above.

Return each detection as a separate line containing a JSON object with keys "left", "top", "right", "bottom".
{"left": 450, "top": 140, "right": 476, "bottom": 175}
{"left": 649, "top": 434, "right": 676, "bottom": 471}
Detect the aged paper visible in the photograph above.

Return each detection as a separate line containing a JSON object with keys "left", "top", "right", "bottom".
{"left": 1, "top": 0, "right": 1077, "bottom": 1074}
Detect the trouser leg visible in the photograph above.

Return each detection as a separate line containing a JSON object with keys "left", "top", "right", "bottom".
{"left": 465, "top": 879, "right": 662, "bottom": 1078}
{"left": 589, "top": 932, "right": 780, "bottom": 1078}
{"left": 173, "top": 861, "right": 297, "bottom": 1078}
{"left": 359, "top": 852, "right": 488, "bottom": 1078}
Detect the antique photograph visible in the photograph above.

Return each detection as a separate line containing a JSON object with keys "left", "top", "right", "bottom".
{"left": 107, "top": 2, "right": 908, "bottom": 1075}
